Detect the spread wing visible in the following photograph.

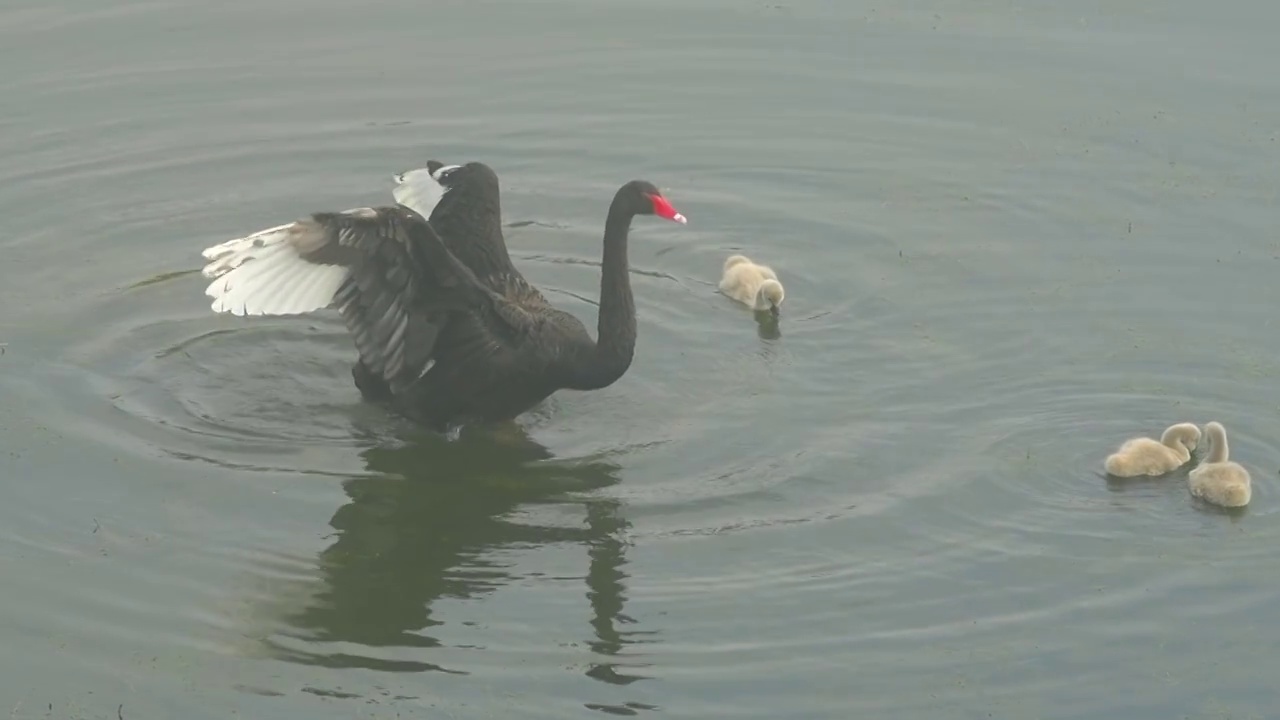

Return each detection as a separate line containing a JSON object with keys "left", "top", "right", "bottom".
{"left": 200, "top": 204, "right": 554, "bottom": 395}
{"left": 202, "top": 206, "right": 450, "bottom": 391}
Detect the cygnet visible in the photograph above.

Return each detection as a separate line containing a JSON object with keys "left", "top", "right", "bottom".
{"left": 1188, "top": 421, "right": 1251, "bottom": 507}
{"left": 719, "top": 254, "right": 785, "bottom": 317}
{"left": 1103, "top": 422, "right": 1201, "bottom": 477}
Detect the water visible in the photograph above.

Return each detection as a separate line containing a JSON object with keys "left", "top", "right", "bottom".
{"left": 3, "top": 0, "right": 1280, "bottom": 717}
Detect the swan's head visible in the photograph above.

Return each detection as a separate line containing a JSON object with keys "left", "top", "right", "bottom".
{"left": 754, "top": 279, "right": 785, "bottom": 317}
{"left": 1202, "top": 421, "right": 1229, "bottom": 456}
{"left": 426, "top": 160, "right": 459, "bottom": 180}
{"left": 1161, "top": 422, "right": 1203, "bottom": 452}
{"left": 622, "top": 180, "right": 687, "bottom": 224}
{"left": 724, "top": 254, "right": 752, "bottom": 272}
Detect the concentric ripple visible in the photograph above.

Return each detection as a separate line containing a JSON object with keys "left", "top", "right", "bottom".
{"left": 6, "top": 0, "right": 1280, "bottom": 717}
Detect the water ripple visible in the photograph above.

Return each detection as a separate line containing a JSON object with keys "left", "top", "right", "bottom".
{"left": 6, "top": 2, "right": 1280, "bottom": 714}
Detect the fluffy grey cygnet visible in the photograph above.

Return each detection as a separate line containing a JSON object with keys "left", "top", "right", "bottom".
{"left": 1188, "top": 421, "right": 1251, "bottom": 507}
{"left": 718, "top": 254, "right": 784, "bottom": 317}
{"left": 1103, "top": 422, "right": 1201, "bottom": 477}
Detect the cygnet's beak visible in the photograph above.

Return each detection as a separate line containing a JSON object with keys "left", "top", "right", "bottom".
{"left": 769, "top": 304, "right": 780, "bottom": 319}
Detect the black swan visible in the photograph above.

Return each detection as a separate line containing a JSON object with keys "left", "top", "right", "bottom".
{"left": 200, "top": 161, "right": 687, "bottom": 430}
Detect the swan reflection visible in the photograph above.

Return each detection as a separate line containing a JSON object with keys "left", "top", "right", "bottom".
{"left": 259, "top": 423, "right": 654, "bottom": 685}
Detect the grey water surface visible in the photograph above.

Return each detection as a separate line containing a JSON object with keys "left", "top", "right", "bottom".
{"left": 3, "top": 0, "right": 1280, "bottom": 718}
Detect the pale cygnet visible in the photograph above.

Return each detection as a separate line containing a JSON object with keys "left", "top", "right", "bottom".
{"left": 1103, "top": 422, "right": 1201, "bottom": 477}
{"left": 1187, "top": 421, "right": 1251, "bottom": 507}
{"left": 719, "top": 254, "right": 785, "bottom": 317}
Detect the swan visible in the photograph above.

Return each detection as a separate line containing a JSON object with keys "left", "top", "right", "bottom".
{"left": 1188, "top": 421, "right": 1252, "bottom": 507}
{"left": 1103, "top": 422, "right": 1201, "bottom": 477}
{"left": 718, "top": 254, "right": 785, "bottom": 317}
{"left": 200, "top": 160, "right": 687, "bottom": 430}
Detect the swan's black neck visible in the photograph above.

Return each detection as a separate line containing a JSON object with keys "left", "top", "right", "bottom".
{"left": 566, "top": 193, "right": 638, "bottom": 390}
{"left": 433, "top": 183, "right": 510, "bottom": 271}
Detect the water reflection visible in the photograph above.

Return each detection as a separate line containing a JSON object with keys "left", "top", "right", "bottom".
{"left": 261, "top": 423, "right": 653, "bottom": 683}
{"left": 755, "top": 312, "right": 782, "bottom": 340}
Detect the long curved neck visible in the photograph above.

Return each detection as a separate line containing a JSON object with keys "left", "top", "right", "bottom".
{"left": 754, "top": 284, "right": 773, "bottom": 311}
{"left": 567, "top": 195, "right": 637, "bottom": 390}
{"left": 1207, "top": 423, "right": 1229, "bottom": 463}
{"left": 433, "top": 184, "right": 510, "bottom": 270}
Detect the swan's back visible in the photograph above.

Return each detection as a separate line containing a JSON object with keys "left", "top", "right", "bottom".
{"left": 1189, "top": 461, "right": 1252, "bottom": 507}
{"left": 719, "top": 254, "right": 783, "bottom": 304}
{"left": 719, "top": 262, "right": 768, "bottom": 304}
{"left": 1104, "top": 437, "right": 1189, "bottom": 477}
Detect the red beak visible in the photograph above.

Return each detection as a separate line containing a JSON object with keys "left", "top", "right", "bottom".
{"left": 648, "top": 194, "right": 688, "bottom": 224}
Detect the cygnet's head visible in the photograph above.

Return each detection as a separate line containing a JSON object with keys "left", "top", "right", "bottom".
{"left": 724, "top": 254, "right": 752, "bottom": 272}
{"left": 754, "top": 279, "right": 785, "bottom": 317}
{"left": 1161, "top": 422, "right": 1202, "bottom": 452}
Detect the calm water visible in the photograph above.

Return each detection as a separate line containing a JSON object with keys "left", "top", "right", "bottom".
{"left": 3, "top": 1, "right": 1280, "bottom": 717}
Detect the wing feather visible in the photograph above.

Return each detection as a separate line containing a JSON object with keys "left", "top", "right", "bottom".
{"left": 202, "top": 206, "right": 442, "bottom": 389}
{"left": 200, "top": 200, "right": 544, "bottom": 399}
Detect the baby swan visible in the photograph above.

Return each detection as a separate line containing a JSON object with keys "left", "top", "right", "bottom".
{"left": 1188, "top": 421, "right": 1251, "bottom": 507}
{"left": 1104, "top": 422, "right": 1201, "bottom": 477}
{"left": 719, "top": 254, "right": 785, "bottom": 317}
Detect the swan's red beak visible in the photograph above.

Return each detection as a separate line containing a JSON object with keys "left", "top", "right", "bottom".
{"left": 648, "top": 194, "right": 687, "bottom": 224}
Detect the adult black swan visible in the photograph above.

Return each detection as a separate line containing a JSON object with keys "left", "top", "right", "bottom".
{"left": 199, "top": 161, "right": 687, "bottom": 430}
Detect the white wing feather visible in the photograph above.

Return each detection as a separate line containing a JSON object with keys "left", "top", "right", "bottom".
{"left": 202, "top": 160, "right": 460, "bottom": 318}
{"left": 201, "top": 219, "right": 351, "bottom": 317}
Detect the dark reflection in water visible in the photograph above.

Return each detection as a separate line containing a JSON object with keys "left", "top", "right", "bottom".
{"left": 262, "top": 423, "right": 654, "bottom": 685}
{"left": 755, "top": 312, "right": 782, "bottom": 340}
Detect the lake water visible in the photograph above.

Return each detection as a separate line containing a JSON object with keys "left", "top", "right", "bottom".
{"left": 3, "top": 0, "right": 1280, "bottom": 717}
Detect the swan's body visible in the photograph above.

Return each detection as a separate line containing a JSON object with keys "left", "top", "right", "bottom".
{"left": 200, "top": 161, "right": 686, "bottom": 430}
{"left": 1188, "top": 421, "right": 1251, "bottom": 507}
{"left": 1103, "top": 422, "right": 1201, "bottom": 477}
{"left": 718, "top": 254, "right": 784, "bottom": 316}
